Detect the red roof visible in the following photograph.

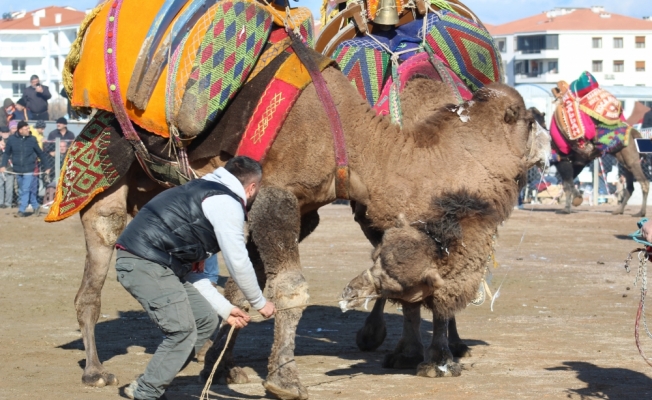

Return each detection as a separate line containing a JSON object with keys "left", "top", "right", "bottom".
{"left": 489, "top": 8, "right": 652, "bottom": 36}
{"left": 0, "top": 6, "right": 86, "bottom": 30}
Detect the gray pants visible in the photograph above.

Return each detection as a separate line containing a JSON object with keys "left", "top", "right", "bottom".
{"left": 116, "top": 250, "right": 218, "bottom": 400}
{"left": 0, "top": 172, "right": 14, "bottom": 206}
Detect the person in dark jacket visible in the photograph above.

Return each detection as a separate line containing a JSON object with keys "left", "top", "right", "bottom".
{"left": 117, "top": 156, "right": 275, "bottom": 400}
{"left": 642, "top": 109, "right": 652, "bottom": 129}
{"left": 1, "top": 98, "right": 16, "bottom": 126}
{"left": 21, "top": 75, "right": 51, "bottom": 121}
{"left": 0, "top": 121, "right": 50, "bottom": 217}
{"left": 47, "top": 117, "right": 75, "bottom": 141}
{"left": 13, "top": 98, "right": 29, "bottom": 121}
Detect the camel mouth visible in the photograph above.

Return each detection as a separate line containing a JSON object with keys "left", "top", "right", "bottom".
{"left": 339, "top": 272, "right": 378, "bottom": 312}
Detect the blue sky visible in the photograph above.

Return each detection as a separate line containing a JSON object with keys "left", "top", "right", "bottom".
{"left": 5, "top": 0, "right": 652, "bottom": 25}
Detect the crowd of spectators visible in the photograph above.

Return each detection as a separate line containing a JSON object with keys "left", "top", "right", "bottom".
{"left": 0, "top": 87, "right": 75, "bottom": 217}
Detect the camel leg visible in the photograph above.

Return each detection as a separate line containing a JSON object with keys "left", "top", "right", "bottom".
{"left": 613, "top": 165, "right": 634, "bottom": 216}
{"left": 417, "top": 315, "right": 462, "bottom": 378}
{"left": 356, "top": 298, "right": 388, "bottom": 351}
{"left": 616, "top": 147, "right": 648, "bottom": 217}
{"left": 76, "top": 178, "right": 129, "bottom": 387}
{"left": 556, "top": 161, "right": 577, "bottom": 214}
{"left": 237, "top": 187, "right": 307, "bottom": 400}
{"left": 382, "top": 301, "right": 424, "bottom": 369}
{"left": 200, "top": 211, "right": 320, "bottom": 386}
{"left": 447, "top": 317, "right": 470, "bottom": 358}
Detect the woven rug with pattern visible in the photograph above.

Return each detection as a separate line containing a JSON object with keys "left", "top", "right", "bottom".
{"left": 332, "top": 10, "right": 500, "bottom": 114}
{"left": 69, "top": 0, "right": 314, "bottom": 138}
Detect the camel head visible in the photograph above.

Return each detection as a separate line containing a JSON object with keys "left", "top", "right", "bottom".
{"left": 340, "top": 191, "right": 500, "bottom": 312}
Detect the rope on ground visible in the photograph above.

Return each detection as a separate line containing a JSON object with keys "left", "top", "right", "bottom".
{"left": 198, "top": 296, "right": 379, "bottom": 399}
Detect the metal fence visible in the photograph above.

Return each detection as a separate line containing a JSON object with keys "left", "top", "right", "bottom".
{"left": 0, "top": 138, "right": 72, "bottom": 216}
{"left": 523, "top": 154, "right": 652, "bottom": 206}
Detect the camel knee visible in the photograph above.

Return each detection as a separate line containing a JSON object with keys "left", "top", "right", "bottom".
{"left": 267, "top": 271, "right": 309, "bottom": 310}
{"left": 90, "top": 212, "right": 128, "bottom": 247}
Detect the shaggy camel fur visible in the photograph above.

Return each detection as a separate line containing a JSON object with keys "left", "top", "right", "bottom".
{"left": 338, "top": 95, "right": 550, "bottom": 377}
{"left": 530, "top": 108, "right": 649, "bottom": 216}
{"left": 75, "top": 59, "right": 547, "bottom": 398}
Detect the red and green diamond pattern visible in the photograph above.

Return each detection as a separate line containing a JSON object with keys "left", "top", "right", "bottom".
{"left": 180, "top": 1, "right": 273, "bottom": 135}
{"left": 333, "top": 45, "right": 390, "bottom": 107}
{"left": 425, "top": 11, "right": 503, "bottom": 92}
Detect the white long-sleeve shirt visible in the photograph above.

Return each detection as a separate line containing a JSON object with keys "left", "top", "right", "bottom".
{"left": 186, "top": 167, "right": 266, "bottom": 320}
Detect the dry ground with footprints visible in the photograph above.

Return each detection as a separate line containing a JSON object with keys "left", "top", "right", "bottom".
{"left": 1, "top": 204, "right": 652, "bottom": 399}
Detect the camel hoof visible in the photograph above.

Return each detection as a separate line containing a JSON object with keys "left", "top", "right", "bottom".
{"left": 448, "top": 342, "right": 471, "bottom": 358}
{"left": 556, "top": 209, "right": 571, "bottom": 215}
{"left": 612, "top": 210, "right": 624, "bottom": 216}
{"left": 225, "top": 366, "right": 250, "bottom": 384}
{"left": 416, "top": 361, "right": 462, "bottom": 378}
{"left": 633, "top": 212, "right": 646, "bottom": 218}
{"left": 82, "top": 371, "right": 119, "bottom": 387}
{"left": 263, "top": 379, "right": 309, "bottom": 400}
{"left": 382, "top": 352, "right": 424, "bottom": 369}
{"left": 199, "top": 365, "right": 250, "bottom": 385}
{"left": 356, "top": 322, "right": 387, "bottom": 352}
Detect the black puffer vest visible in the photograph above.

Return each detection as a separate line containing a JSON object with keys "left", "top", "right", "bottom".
{"left": 116, "top": 179, "right": 245, "bottom": 277}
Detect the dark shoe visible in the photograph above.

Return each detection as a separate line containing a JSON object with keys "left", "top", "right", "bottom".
{"left": 15, "top": 212, "right": 26, "bottom": 218}
{"left": 0, "top": 204, "right": 6, "bottom": 209}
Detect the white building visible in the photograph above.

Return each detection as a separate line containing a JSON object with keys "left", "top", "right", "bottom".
{"left": 489, "top": 6, "right": 652, "bottom": 88}
{"left": 0, "top": 6, "right": 86, "bottom": 102}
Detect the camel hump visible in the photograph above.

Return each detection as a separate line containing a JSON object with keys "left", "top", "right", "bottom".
{"left": 69, "top": 0, "right": 313, "bottom": 138}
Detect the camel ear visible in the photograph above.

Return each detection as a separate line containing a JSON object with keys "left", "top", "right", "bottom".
{"left": 504, "top": 104, "right": 520, "bottom": 125}
{"left": 422, "top": 268, "right": 444, "bottom": 290}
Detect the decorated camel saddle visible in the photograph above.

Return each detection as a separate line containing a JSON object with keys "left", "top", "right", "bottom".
{"left": 47, "top": 0, "right": 329, "bottom": 222}
{"left": 316, "top": 0, "right": 503, "bottom": 124}
{"left": 549, "top": 71, "right": 631, "bottom": 161}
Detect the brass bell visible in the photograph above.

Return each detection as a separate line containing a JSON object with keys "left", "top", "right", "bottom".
{"left": 374, "top": 0, "right": 399, "bottom": 27}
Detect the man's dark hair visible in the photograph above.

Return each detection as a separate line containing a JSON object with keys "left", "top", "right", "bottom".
{"left": 224, "top": 156, "right": 262, "bottom": 185}
{"left": 17, "top": 121, "right": 29, "bottom": 131}
{"left": 30, "top": 75, "right": 39, "bottom": 81}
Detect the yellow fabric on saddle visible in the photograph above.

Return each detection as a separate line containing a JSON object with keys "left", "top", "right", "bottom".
{"left": 71, "top": 0, "right": 313, "bottom": 138}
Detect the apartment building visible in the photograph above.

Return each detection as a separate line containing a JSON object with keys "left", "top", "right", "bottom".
{"left": 0, "top": 6, "right": 86, "bottom": 102}
{"left": 489, "top": 6, "right": 652, "bottom": 87}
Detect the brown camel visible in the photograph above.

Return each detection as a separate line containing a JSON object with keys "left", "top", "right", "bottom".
{"left": 74, "top": 55, "right": 547, "bottom": 398}
{"left": 337, "top": 96, "right": 550, "bottom": 378}
{"left": 530, "top": 108, "right": 649, "bottom": 216}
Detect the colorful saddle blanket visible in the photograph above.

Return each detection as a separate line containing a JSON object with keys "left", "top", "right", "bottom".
{"left": 550, "top": 71, "right": 631, "bottom": 159}
{"left": 70, "top": 0, "right": 313, "bottom": 138}
{"left": 331, "top": 10, "right": 499, "bottom": 116}
{"left": 48, "top": 28, "right": 332, "bottom": 222}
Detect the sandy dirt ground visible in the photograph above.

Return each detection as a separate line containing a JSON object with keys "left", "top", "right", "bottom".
{"left": 1, "top": 203, "right": 652, "bottom": 400}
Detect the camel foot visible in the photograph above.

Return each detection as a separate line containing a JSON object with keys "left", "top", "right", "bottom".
{"left": 612, "top": 210, "right": 624, "bottom": 216}
{"left": 382, "top": 351, "right": 424, "bottom": 369}
{"left": 263, "top": 377, "right": 309, "bottom": 400}
{"left": 82, "top": 370, "right": 119, "bottom": 388}
{"left": 448, "top": 341, "right": 471, "bottom": 358}
{"left": 416, "top": 360, "right": 462, "bottom": 378}
{"left": 356, "top": 322, "right": 387, "bottom": 352}
{"left": 556, "top": 209, "right": 571, "bottom": 215}
{"left": 633, "top": 212, "right": 646, "bottom": 218}
{"left": 199, "top": 364, "right": 250, "bottom": 385}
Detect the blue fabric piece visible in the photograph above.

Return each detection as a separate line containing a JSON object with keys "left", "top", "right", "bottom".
{"left": 629, "top": 218, "right": 652, "bottom": 247}
{"left": 339, "top": 13, "right": 440, "bottom": 62}
{"left": 203, "top": 254, "right": 219, "bottom": 284}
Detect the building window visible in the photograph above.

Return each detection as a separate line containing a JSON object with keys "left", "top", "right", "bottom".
{"left": 592, "top": 37, "right": 602, "bottom": 48}
{"left": 11, "top": 60, "right": 26, "bottom": 74}
{"left": 636, "top": 36, "right": 646, "bottom": 48}
{"left": 12, "top": 83, "right": 27, "bottom": 97}
{"left": 53, "top": 31, "right": 59, "bottom": 46}
{"left": 643, "top": 101, "right": 652, "bottom": 108}
{"left": 495, "top": 38, "right": 506, "bottom": 53}
{"left": 614, "top": 37, "right": 624, "bottom": 48}
{"left": 614, "top": 60, "right": 624, "bottom": 72}
{"left": 548, "top": 61, "right": 558, "bottom": 74}
{"left": 54, "top": 82, "right": 60, "bottom": 94}
{"left": 592, "top": 60, "right": 603, "bottom": 73}
{"left": 53, "top": 57, "right": 59, "bottom": 70}
{"left": 637, "top": 61, "right": 646, "bottom": 72}
{"left": 516, "top": 34, "right": 558, "bottom": 53}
